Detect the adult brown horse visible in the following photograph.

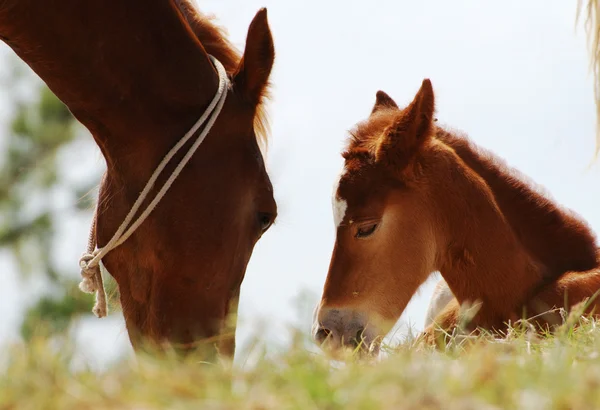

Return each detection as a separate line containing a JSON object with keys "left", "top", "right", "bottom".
{"left": 0, "top": 1, "right": 277, "bottom": 358}
{"left": 313, "top": 79, "right": 600, "bottom": 353}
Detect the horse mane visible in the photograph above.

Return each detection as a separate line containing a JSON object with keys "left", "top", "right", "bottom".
{"left": 435, "top": 127, "right": 598, "bottom": 278}
{"left": 174, "top": 0, "right": 270, "bottom": 148}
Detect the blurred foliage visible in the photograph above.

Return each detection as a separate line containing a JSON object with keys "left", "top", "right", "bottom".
{"left": 0, "top": 72, "right": 76, "bottom": 278}
{"left": 19, "top": 279, "right": 120, "bottom": 341}
{"left": 0, "top": 56, "right": 112, "bottom": 340}
{"left": 578, "top": 0, "right": 600, "bottom": 156}
{"left": 20, "top": 285, "right": 96, "bottom": 341}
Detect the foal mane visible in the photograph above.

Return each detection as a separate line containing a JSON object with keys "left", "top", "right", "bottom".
{"left": 436, "top": 128, "right": 598, "bottom": 279}
{"left": 174, "top": 0, "right": 270, "bottom": 147}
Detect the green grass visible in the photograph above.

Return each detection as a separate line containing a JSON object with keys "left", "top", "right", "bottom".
{"left": 2, "top": 315, "right": 600, "bottom": 410}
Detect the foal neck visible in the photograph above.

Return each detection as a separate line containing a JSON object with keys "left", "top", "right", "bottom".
{"left": 427, "top": 141, "right": 544, "bottom": 326}
{"left": 435, "top": 129, "right": 598, "bottom": 278}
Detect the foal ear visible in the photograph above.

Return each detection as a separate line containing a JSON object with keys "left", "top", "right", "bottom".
{"left": 371, "top": 90, "right": 399, "bottom": 114}
{"left": 233, "top": 8, "right": 275, "bottom": 104}
{"left": 376, "top": 79, "right": 435, "bottom": 167}
{"left": 405, "top": 79, "right": 435, "bottom": 139}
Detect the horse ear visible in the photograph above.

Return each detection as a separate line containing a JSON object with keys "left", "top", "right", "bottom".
{"left": 233, "top": 8, "right": 275, "bottom": 104}
{"left": 375, "top": 79, "right": 435, "bottom": 168}
{"left": 371, "top": 90, "right": 399, "bottom": 114}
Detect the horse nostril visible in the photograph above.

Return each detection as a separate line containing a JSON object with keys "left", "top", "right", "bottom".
{"left": 315, "top": 327, "right": 332, "bottom": 344}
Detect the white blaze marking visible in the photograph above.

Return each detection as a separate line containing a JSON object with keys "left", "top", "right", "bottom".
{"left": 332, "top": 167, "right": 348, "bottom": 228}
{"left": 333, "top": 198, "right": 348, "bottom": 229}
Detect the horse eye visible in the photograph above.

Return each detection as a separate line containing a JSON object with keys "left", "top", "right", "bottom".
{"left": 257, "top": 212, "right": 274, "bottom": 233}
{"left": 356, "top": 223, "right": 378, "bottom": 238}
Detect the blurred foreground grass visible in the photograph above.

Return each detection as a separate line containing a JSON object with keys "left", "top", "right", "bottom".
{"left": 2, "top": 316, "right": 600, "bottom": 410}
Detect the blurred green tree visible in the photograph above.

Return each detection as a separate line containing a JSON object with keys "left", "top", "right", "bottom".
{"left": 0, "top": 55, "right": 115, "bottom": 340}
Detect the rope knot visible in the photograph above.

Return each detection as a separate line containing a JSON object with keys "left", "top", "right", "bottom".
{"left": 79, "top": 250, "right": 100, "bottom": 293}
{"left": 78, "top": 249, "right": 107, "bottom": 318}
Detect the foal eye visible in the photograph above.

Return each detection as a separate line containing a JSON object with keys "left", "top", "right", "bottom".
{"left": 356, "top": 223, "right": 378, "bottom": 238}
{"left": 257, "top": 212, "right": 274, "bottom": 233}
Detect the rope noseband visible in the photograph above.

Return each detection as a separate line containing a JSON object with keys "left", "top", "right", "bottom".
{"left": 79, "top": 56, "right": 229, "bottom": 317}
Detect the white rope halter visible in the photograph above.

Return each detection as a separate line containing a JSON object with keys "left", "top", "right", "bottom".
{"left": 79, "top": 55, "right": 230, "bottom": 318}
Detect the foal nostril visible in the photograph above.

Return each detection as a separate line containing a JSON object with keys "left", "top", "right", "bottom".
{"left": 348, "top": 327, "right": 365, "bottom": 349}
{"left": 356, "top": 327, "right": 365, "bottom": 343}
{"left": 315, "top": 327, "right": 332, "bottom": 345}
{"left": 315, "top": 308, "right": 377, "bottom": 354}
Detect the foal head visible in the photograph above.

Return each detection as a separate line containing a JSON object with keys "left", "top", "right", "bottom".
{"left": 314, "top": 78, "right": 599, "bottom": 353}
{"left": 314, "top": 80, "right": 440, "bottom": 353}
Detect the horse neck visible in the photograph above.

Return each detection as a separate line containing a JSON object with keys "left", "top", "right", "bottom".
{"left": 0, "top": 0, "right": 219, "bottom": 171}
{"left": 426, "top": 143, "right": 544, "bottom": 322}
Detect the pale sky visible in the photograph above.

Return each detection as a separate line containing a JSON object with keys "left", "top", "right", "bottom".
{"left": 1, "top": 0, "right": 599, "bottom": 369}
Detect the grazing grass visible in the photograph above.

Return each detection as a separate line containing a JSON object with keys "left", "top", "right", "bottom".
{"left": 2, "top": 314, "right": 600, "bottom": 410}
